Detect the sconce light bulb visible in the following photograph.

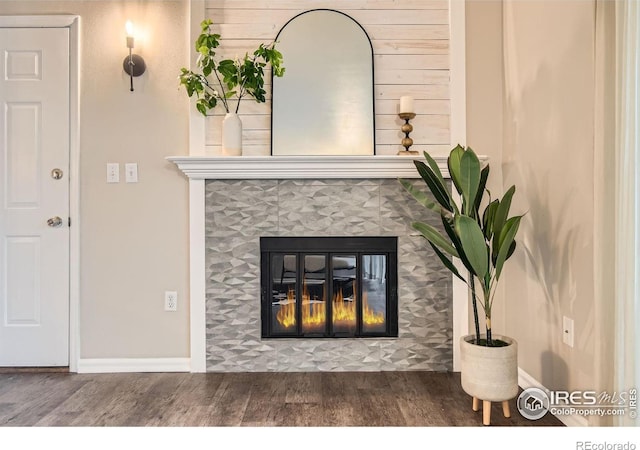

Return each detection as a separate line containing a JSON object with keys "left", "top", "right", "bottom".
{"left": 125, "top": 20, "right": 134, "bottom": 37}
{"left": 125, "top": 21, "right": 135, "bottom": 49}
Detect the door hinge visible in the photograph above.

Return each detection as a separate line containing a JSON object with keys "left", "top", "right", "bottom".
{"left": 68, "top": 217, "right": 71, "bottom": 227}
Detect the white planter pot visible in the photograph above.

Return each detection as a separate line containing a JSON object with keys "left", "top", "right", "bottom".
{"left": 222, "top": 112, "right": 242, "bottom": 156}
{"left": 460, "top": 334, "right": 518, "bottom": 402}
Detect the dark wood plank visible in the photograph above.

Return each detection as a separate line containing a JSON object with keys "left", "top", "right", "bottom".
{"left": 202, "top": 373, "right": 253, "bottom": 425}
{"left": 118, "top": 373, "right": 188, "bottom": 426}
{"left": 0, "top": 374, "right": 87, "bottom": 426}
{"left": 146, "top": 373, "right": 223, "bottom": 426}
{"left": 35, "top": 374, "right": 127, "bottom": 426}
{"left": 320, "top": 372, "right": 361, "bottom": 426}
{"left": 241, "top": 372, "right": 289, "bottom": 426}
{"left": 283, "top": 372, "right": 322, "bottom": 404}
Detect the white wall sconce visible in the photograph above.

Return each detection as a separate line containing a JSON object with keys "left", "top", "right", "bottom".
{"left": 123, "top": 20, "right": 146, "bottom": 92}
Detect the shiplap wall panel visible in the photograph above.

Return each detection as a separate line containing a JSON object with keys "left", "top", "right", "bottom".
{"left": 204, "top": 98, "right": 449, "bottom": 117}
{"left": 203, "top": 0, "right": 450, "bottom": 155}
{"left": 376, "top": 69, "right": 449, "bottom": 85}
{"left": 209, "top": 8, "right": 448, "bottom": 24}
{"left": 373, "top": 41, "right": 448, "bottom": 55}
{"left": 206, "top": 115, "right": 449, "bottom": 141}
{"left": 220, "top": 144, "right": 452, "bottom": 157}
{"left": 377, "top": 84, "right": 449, "bottom": 100}
{"left": 213, "top": 0, "right": 448, "bottom": 10}
{"left": 376, "top": 99, "right": 449, "bottom": 115}
{"left": 217, "top": 40, "right": 449, "bottom": 56}
{"left": 215, "top": 24, "right": 448, "bottom": 40}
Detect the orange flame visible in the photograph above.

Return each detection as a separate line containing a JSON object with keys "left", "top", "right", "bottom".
{"left": 275, "top": 280, "right": 385, "bottom": 330}
{"left": 275, "top": 288, "right": 297, "bottom": 328}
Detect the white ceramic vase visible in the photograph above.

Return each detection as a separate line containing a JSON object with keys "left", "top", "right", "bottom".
{"left": 460, "top": 334, "right": 518, "bottom": 402}
{"left": 222, "top": 112, "right": 242, "bottom": 156}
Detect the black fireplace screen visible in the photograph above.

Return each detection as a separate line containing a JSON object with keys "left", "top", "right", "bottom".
{"left": 260, "top": 237, "right": 398, "bottom": 338}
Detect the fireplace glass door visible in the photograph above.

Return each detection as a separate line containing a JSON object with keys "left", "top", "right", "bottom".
{"left": 261, "top": 237, "right": 397, "bottom": 338}
{"left": 302, "top": 254, "right": 327, "bottom": 335}
{"left": 331, "top": 255, "right": 357, "bottom": 335}
{"left": 361, "top": 254, "right": 387, "bottom": 334}
{"left": 270, "top": 253, "right": 298, "bottom": 335}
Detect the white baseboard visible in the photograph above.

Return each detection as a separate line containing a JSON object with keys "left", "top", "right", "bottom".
{"left": 518, "top": 367, "right": 589, "bottom": 427}
{"left": 77, "top": 358, "right": 190, "bottom": 374}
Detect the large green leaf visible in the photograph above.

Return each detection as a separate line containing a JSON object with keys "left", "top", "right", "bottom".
{"left": 442, "top": 214, "right": 475, "bottom": 274}
{"left": 422, "top": 151, "right": 449, "bottom": 196}
{"left": 474, "top": 164, "right": 490, "bottom": 215}
{"left": 494, "top": 215, "right": 522, "bottom": 280}
{"left": 414, "top": 161, "right": 452, "bottom": 212}
{"left": 218, "top": 59, "right": 237, "bottom": 78}
{"left": 441, "top": 214, "right": 459, "bottom": 247}
{"left": 460, "top": 149, "right": 481, "bottom": 216}
{"left": 399, "top": 178, "right": 441, "bottom": 214}
{"left": 482, "top": 199, "right": 499, "bottom": 240}
{"left": 412, "top": 222, "right": 459, "bottom": 258}
{"left": 428, "top": 242, "right": 466, "bottom": 283}
{"left": 454, "top": 215, "right": 489, "bottom": 278}
{"left": 492, "top": 186, "right": 516, "bottom": 261}
{"left": 447, "top": 145, "right": 465, "bottom": 195}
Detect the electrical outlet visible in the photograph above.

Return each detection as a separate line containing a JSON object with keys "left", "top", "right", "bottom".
{"left": 563, "top": 316, "right": 574, "bottom": 348}
{"left": 165, "top": 291, "right": 178, "bottom": 312}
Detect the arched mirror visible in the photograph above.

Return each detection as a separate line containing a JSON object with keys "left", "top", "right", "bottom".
{"left": 271, "top": 9, "right": 375, "bottom": 156}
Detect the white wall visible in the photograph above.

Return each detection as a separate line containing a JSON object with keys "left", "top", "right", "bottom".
{"left": 0, "top": 0, "right": 191, "bottom": 360}
{"left": 502, "top": 0, "right": 595, "bottom": 389}
{"left": 466, "top": 1, "right": 616, "bottom": 426}
{"left": 500, "top": 0, "right": 615, "bottom": 425}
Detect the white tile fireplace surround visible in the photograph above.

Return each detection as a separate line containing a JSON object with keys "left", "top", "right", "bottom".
{"left": 169, "top": 155, "right": 471, "bottom": 373}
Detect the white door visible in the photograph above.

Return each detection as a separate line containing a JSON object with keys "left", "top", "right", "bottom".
{"left": 0, "top": 28, "right": 70, "bottom": 366}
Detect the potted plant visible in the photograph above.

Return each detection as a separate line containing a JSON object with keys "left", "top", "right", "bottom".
{"left": 179, "top": 19, "right": 285, "bottom": 156}
{"left": 400, "top": 145, "right": 523, "bottom": 425}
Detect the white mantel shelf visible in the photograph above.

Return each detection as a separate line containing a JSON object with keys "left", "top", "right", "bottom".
{"left": 166, "top": 155, "right": 452, "bottom": 180}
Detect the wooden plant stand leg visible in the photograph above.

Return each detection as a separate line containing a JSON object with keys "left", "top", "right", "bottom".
{"left": 502, "top": 401, "right": 511, "bottom": 418}
{"left": 475, "top": 399, "right": 511, "bottom": 425}
{"left": 483, "top": 400, "right": 491, "bottom": 425}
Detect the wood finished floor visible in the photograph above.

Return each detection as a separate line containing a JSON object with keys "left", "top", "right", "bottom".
{"left": 0, "top": 371, "right": 563, "bottom": 426}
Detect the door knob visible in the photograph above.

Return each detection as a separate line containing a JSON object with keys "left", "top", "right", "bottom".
{"left": 47, "top": 216, "right": 63, "bottom": 228}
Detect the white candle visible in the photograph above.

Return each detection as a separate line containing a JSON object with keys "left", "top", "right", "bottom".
{"left": 400, "top": 95, "right": 414, "bottom": 114}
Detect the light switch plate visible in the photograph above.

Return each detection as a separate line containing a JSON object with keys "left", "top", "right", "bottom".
{"left": 107, "top": 163, "right": 119, "bottom": 183}
{"left": 125, "top": 163, "right": 138, "bottom": 183}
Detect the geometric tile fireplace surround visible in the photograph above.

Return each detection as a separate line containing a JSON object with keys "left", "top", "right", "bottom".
{"left": 168, "top": 155, "right": 474, "bottom": 372}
